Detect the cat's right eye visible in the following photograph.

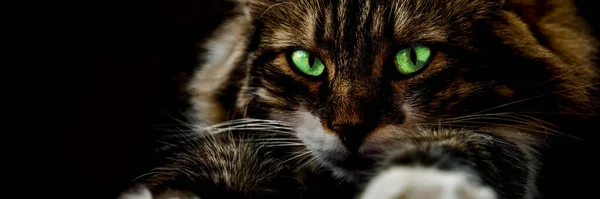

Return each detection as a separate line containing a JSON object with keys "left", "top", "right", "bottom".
{"left": 394, "top": 45, "right": 431, "bottom": 75}
{"left": 290, "top": 50, "right": 325, "bottom": 77}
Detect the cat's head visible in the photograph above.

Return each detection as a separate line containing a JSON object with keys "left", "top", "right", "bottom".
{"left": 189, "top": 0, "right": 598, "bottom": 180}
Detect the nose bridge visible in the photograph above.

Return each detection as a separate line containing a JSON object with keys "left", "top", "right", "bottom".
{"left": 328, "top": 78, "right": 376, "bottom": 126}
{"left": 326, "top": 77, "right": 379, "bottom": 152}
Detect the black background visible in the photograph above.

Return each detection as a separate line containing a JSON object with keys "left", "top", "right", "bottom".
{"left": 58, "top": 0, "right": 599, "bottom": 198}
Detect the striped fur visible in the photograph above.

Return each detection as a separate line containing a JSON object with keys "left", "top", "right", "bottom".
{"left": 125, "top": 0, "right": 599, "bottom": 199}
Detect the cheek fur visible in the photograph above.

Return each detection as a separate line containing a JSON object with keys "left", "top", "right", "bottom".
{"left": 269, "top": 110, "right": 348, "bottom": 157}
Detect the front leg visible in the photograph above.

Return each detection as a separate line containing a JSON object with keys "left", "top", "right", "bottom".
{"left": 360, "top": 130, "right": 537, "bottom": 199}
{"left": 119, "top": 132, "right": 304, "bottom": 199}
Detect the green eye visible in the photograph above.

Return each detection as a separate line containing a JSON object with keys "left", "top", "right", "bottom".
{"left": 290, "top": 50, "right": 325, "bottom": 77}
{"left": 395, "top": 45, "right": 431, "bottom": 75}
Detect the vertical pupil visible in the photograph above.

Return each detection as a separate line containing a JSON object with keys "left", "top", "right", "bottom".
{"left": 308, "top": 54, "right": 316, "bottom": 67}
{"left": 410, "top": 48, "right": 417, "bottom": 65}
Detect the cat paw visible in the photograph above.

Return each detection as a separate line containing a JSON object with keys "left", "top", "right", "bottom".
{"left": 360, "top": 167, "right": 496, "bottom": 199}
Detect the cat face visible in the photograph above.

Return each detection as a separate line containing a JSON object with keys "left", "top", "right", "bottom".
{"left": 190, "top": 0, "right": 598, "bottom": 180}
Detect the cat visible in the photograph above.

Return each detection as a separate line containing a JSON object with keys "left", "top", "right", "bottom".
{"left": 119, "top": 0, "right": 599, "bottom": 198}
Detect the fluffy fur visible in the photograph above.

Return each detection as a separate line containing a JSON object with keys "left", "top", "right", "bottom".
{"left": 121, "top": 0, "right": 599, "bottom": 198}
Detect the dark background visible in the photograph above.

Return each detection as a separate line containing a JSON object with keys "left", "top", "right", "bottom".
{"left": 59, "top": 0, "right": 599, "bottom": 198}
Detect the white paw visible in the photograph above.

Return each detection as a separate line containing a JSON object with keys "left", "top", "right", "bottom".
{"left": 360, "top": 167, "right": 497, "bottom": 199}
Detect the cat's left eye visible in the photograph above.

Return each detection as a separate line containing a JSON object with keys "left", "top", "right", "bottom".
{"left": 290, "top": 50, "right": 325, "bottom": 77}
{"left": 395, "top": 45, "right": 431, "bottom": 75}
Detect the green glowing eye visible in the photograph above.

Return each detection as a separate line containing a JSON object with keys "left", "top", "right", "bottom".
{"left": 290, "top": 50, "right": 325, "bottom": 77}
{"left": 395, "top": 46, "right": 431, "bottom": 75}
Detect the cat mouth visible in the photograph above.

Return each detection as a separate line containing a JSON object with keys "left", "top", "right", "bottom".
{"left": 308, "top": 138, "right": 389, "bottom": 179}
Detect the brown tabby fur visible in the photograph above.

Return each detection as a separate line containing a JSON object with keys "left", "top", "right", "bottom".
{"left": 131, "top": 0, "right": 599, "bottom": 198}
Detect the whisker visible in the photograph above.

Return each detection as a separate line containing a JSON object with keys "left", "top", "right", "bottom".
{"left": 242, "top": 96, "right": 255, "bottom": 118}
{"left": 436, "top": 123, "right": 581, "bottom": 140}
{"left": 132, "top": 171, "right": 164, "bottom": 182}
{"left": 471, "top": 82, "right": 600, "bottom": 115}
{"left": 262, "top": 143, "right": 306, "bottom": 147}
{"left": 313, "top": 159, "right": 326, "bottom": 172}
{"left": 158, "top": 109, "right": 196, "bottom": 128}
{"left": 431, "top": 113, "right": 559, "bottom": 133}
{"left": 155, "top": 141, "right": 180, "bottom": 152}
{"left": 165, "top": 126, "right": 198, "bottom": 148}
{"left": 445, "top": 115, "right": 551, "bottom": 129}
{"left": 259, "top": 2, "right": 299, "bottom": 18}
{"left": 295, "top": 156, "right": 318, "bottom": 172}
{"left": 293, "top": 153, "right": 313, "bottom": 166}
{"left": 203, "top": 118, "right": 291, "bottom": 129}
{"left": 206, "top": 124, "right": 293, "bottom": 131}
{"left": 242, "top": 138, "right": 302, "bottom": 142}
{"left": 452, "top": 121, "right": 567, "bottom": 136}
{"left": 209, "top": 129, "right": 294, "bottom": 135}
{"left": 530, "top": 64, "right": 592, "bottom": 87}
{"left": 282, "top": 150, "right": 312, "bottom": 163}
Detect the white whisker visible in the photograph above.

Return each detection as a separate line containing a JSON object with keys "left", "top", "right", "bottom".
{"left": 132, "top": 171, "right": 163, "bottom": 183}
{"left": 282, "top": 150, "right": 312, "bottom": 163}
{"left": 263, "top": 143, "right": 306, "bottom": 147}
{"left": 471, "top": 82, "right": 600, "bottom": 115}
{"left": 295, "top": 156, "right": 318, "bottom": 172}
